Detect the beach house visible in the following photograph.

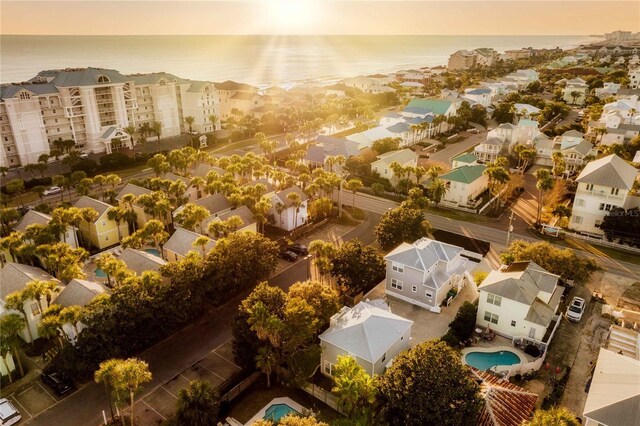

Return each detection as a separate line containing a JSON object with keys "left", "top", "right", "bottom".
{"left": 74, "top": 196, "right": 130, "bottom": 249}
{"left": 370, "top": 149, "right": 418, "bottom": 185}
{"left": 439, "top": 164, "right": 488, "bottom": 210}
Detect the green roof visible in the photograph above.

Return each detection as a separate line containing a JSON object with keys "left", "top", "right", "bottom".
{"left": 452, "top": 152, "right": 478, "bottom": 164}
{"left": 440, "top": 165, "right": 486, "bottom": 184}
{"left": 407, "top": 98, "right": 453, "bottom": 115}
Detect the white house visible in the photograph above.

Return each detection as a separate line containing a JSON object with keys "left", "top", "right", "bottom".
{"left": 451, "top": 152, "right": 479, "bottom": 169}
{"left": 384, "top": 238, "right": 474, "bottom": 311}
{"left": 439, "top": 164, "right": 489, "bottom": 209}
{"left": 582, "top": 348, "right": 640, "bottom": 426}
{"left": 630, "top": 67, "right": 640, "bottom": 89}
{"left": 595, "top": 82, "right": 622, "bottom": 98}
{"left": 570, "top": 154, "right": 639, "bottom": 235}
{"left": 163, "top": 228, "right": 216, "bottom": 262}
{"left": 563, "top": 78, "right": 589, "bottom": 106}
{"left": 477, "top": 261, "right": 563, "bottom": 342}
{"left": 0, "top": 263, "right": 64, "bottom": 343}
{"left": 474, "top": 137, "right": 507, "bottom": 163}
{"left": 464, "top": 88, "right": 492, "bottom": 108}
{"left": 319, "top": 300, "right": 412, "bottom": 377}
{"left": 14, "top": 210, "right": 78, "bottom": 248}
{"left": 371, "top": 149, "right": 418, "bottom": 185}
{"left": 54, "top": 278, "right": 109, "bottom": 344}
{"left": 346, "top": 126, "right": 395, "bottom": 150}
{"left": 269, "top": 186, "right": 308, "bottom": 231}
{"left": 513, "top": 103, "right": 541, "bottom": 119}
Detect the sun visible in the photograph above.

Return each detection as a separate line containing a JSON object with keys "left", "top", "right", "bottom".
{"left": 265, "top": 0, "right": 319, "bottom": 33}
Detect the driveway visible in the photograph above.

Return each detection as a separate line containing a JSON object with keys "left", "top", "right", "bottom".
{"left": 426, "top": 130, "right": 488, "bottom": 167}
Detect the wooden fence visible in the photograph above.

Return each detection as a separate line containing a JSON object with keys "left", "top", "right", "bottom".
{"left": 301, "top": 382, "right": 343, "bottom": 414}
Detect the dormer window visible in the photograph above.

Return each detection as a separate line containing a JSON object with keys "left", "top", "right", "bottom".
{"left": 19, "top": 91, "right": 31, "bottom": 100}
{"left": 159, "top": 79, "right": 167, "bottom": 86}
{"left": 97, "top": 75, "right": 110, "bottom": 83}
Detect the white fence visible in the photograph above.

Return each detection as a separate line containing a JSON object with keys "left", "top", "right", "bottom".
{"left": 301, "top": 382, "right": 344, "bottom": 414}
{"left": 566, "top": 232, "right": 640, "bottom": 254}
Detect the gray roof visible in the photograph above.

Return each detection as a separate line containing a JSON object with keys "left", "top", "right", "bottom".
{"left": 585, "top": 395, "right": 640, "bottom": 426}
{"left": 115, "top": 183, "right": 151, "bottom": 201}
{"left": 193, "top": 193, "right": 233, "bottom": 214}
{"left": 576, "top": 154, "right": 638, "bottom": 190}
{"left": 306, "top": 137, "right": 360, "bottom": 163}
{"left": 217, "top": 205, "right": 255, "bottom": 226}
{"left": 0, "top": 263, "right": 60, "bottom": 302}
{"left": 191, "top": 164, "right": 226, "bottom": 178}
{"left": 74, "top": 196, "right": 111, "bottom": 218}
{"left": 387, "top": 122, "right": 411, "bottom": 133}
{"left": 163, "top": 228, "right": 215, "bottom": 258}
{"left": 0, "top": 83, "right": 59, "bottom": 100}
{"left": 563, "top": 129, "right": 584, "bottom": 138}
{"left": 128, "top": 72, "right": 187, "bottom": 86}
{"left": 163, "top": 172, "right": 190, "bottom": 186}
{"left": 483, "top": 137, "right": 506, "bottom": 147}
{"left": 498, "top": 123, "right": 517, "bottom": 130}
{"left": 374, "top": 149, "right": 418, "bottom": 166}
{"left": 563, "top": 139, "right": 593, "bottom": 157}
{"left": 320, "top": 301, "right": 412, "bottom": 363}
{"left": 55, "top": 279, "right": 109, "bottom": 308}
{"left": 14, "top": 210, "right": 52, "bottom": 232}
{"left": 385, "top": 238, "right": 464, "bottom": 272}
{"left": 242, "top": 178, "right": 275, "bottom": 194}
{"left": 274, "top": 186, "right": 308, "bottom": 207}
{"left": 119, "top": 248, "right": 167, "bottom": 276}
{"left": 34, "top": 67, "right": 131, "bottom": 87}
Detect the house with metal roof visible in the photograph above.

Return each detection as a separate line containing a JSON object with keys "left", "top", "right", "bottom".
{"left": 303, "top": 136, "right": 360, "bottom": 169}
{"left": 451, "top": 152, "right": 479, "bottom": 169}
{"left": 346, "top": 126, "right": 396, "bottom": 150}
{"left": 569, "top": 154, "right": 639, "bottom": 235}
{"left": 464, "top": 87, "right": 493, "bottom": 108}
{"left": 477, "top": 261, "right": 563, "bottom": 343}
{"left": 582, "top": 348, "right": 640, "bottom": 426}
{"left": 0, "top": 263, "right": 63, "bottom": 343}
{"left": 384, "top": 238, "right": 474, "bottom": 312}
{"left": 203, "top": 205, "right": 257, "bottom": 237}
{"left": 268, "top": 186, "right": 308, "bottom": 231}
{"left": 74, "top": 196, "right": 130, "bottom": 249}
{"left": 474, "top": 137, "right": 508, "bottom": 163}
{"left": 406, "top": 98, "right": 460, "bottom": 117}
{"left": 371, "top": 149, "right": 418, "bottom": 185}
{"left": 119, "top": 248, "right": 167, "bottom": 276}
{"left": 319, "top": 300, "right": 412, "bottom": 377}
{"left": 439, "top": 164, "right": 489, "bottom": 210}
{"left": 163, "top": 228, "right": 216, "bottom": 262}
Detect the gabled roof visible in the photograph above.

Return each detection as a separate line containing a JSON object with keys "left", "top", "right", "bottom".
{"left": 55, "top": 279, "right": 109, "bottom": 308}
{"left": 373, "top": 149, "right": 417, "bottom": 166}
{"left": 497, "top": 123, "right": 517, "bottom": 130}
{"left": 119, "top": 248, "right": 167, "bottom": 275}
{"left": 466, "top": 88, "right": 492, "bottom": 95}
{"left": 440, "top": 164, "right": 487, "bottom": 184}
{"left": 115, "top": 183, "right": 151, "bottom": 202}
{"left": 191, "top": 163, "right": 226, "bottom": 178}
{"left": 163, "top": 228, "right": 216, "bottom": 258}
{"left": 163, "top": 172, "right": 190, "bottom": 186}
{"left": 406, "top": 98, "right": 453, "bottom": 115}
{"left": 320, "top": 301, "right": 412, "bottom": 363}
{"left": 472, "top": 368, "right": 538, "bottom": 426}
{"left": 387, "top": 122, "right": 411, "bottom": 133}
{"left": 583, "top": 348, "right": 640, "bottom": 426}
{"left": 216, "top": 205, "right": 256, "bottom": 226}
{"left": 74, "top": 196, "right": 111, "bottom": 218}
{"left": 482, "top": 137, "right": 506, "bottom": 147}
{"left": 273, "top": 186, "right": 308, "bottom": 207}
{"left": 514, "top": 103, "right": 541, "bottom": 114}
{"left": 14, "top": 210, "right": 52, "bottom": 232}
{"left": 403, "top": 106, "right": 432, "bottom": 115}
{"left": 0, "top": 83, "right": 59, "bottom": 100}
{"left": 576, "top": 154, "right": 638, "bottom": 190}
{"left": 385, "top": 237, "right": 463, "bottom": 272}
{"left": 0, "top": 263, "right": 60, "bottom": 302}
{"left": 214, "top": 80, "right": 256, "bottom": 91}
{"left": 562, "top": 139, "right": 593, "bottom": 157}
{"left": 193, "top": 193, "right": 233, "bottom": 215}
{"left": 563, "top": 129, "right": 584, "bottom": 138}
{"left": 452, "top": 152, "right": 479, "bottom": 164}
{"left": 35, "top": 67, "right": 130, "bottom": 87}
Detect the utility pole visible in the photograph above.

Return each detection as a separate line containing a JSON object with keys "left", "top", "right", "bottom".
{"left": 506, "top": 211, "right": 515, "bottom": 247}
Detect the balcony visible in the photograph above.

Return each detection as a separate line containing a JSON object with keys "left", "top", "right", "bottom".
{"left": 575, "top": 188, "right": 625, "bottom": 202}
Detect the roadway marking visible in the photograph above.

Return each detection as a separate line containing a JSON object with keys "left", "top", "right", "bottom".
{"left": 142, "top": 400, "right": 166, "bottom": 420}
{"left": 36, "top": 381, "right": 58, "bottom": 402}
{"left": 195, "top": 362, "right": 226, "bottom": 381}
{"left": 10, "top": 395, "right": 32, "bottom": 418}
{"left": 160, "top": 386, "right": 178, "bottom": 399}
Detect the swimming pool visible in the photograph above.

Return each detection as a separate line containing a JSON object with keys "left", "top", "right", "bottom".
{"left": 95, "top": 268, "right": 107, "bottom": 278}
{"left": 263, "top": 403, "right": 298, "bottom": 422}
{"left": 464, "top": 350, "right": 521, "bottom": 371}
{"left": 145, "top": 248, "right": 161, "bottom": 257}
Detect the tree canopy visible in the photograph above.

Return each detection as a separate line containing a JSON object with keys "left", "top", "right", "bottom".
{"left": 375, "top": 206, "right": 432, "bottom": 250}
{"left": 330, "top": 239, "right": 386, "bottom": 295}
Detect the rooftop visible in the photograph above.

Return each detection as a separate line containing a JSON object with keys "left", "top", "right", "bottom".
{"left": 55, "top": 279, "right": 109, "bottom": 308}
{"left": 576, "top": 154, "right": 638, "bottom": 190}
{"left": 440, "top": 164, "right": 486, "bottom": 184}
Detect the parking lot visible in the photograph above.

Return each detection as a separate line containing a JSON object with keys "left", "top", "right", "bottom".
{"left": 6, "top": 379, "right": 63, "bottom": 424}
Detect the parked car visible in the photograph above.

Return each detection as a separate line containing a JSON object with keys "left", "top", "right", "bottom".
{"left": 0, "top": 398, "right": 21, "bottom": 426}
{"left": 287, "top": 244, "right": 308, "bottom": 256}
{"left": 79, "top": 153, "right": 89, "bottom": 159}
{"left": 41, "top": 369, "right": 75, "bottom": 396}
{"left": 566, "top": 297, "right": 586, "bottom": 322}
{"left": 42, "top": 186, "right": 62, "bottom": 196}
{"left": 280, "top": 250, "right": 297, "bottom": 262}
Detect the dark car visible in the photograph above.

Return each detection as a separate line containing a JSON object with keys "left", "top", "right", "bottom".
{"left": 281, "top": 250, "right": 298, "bottom": 262}
{"left": 41, "top": 370, "right": 75, "bottom": 396}
{"left": 287, "top": 244, "right": 308, "bottom": 256}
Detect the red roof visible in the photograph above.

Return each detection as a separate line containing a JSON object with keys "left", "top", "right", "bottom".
{"left": 472, "top": 368, "right": 538, "bottom": 426}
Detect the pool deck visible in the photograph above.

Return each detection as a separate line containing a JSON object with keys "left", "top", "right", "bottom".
{"left": 244, "top": 397, "right": 305, "bottom": 426}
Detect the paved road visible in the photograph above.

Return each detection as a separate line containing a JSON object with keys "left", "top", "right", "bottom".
{"left": 25, "top": 212, "right": 378, "bottom": 425}
{"left": 427, "top": 130, "right": 488, "bottom": 165}
{"left": 338, "top": 191, "right": 640, "bottom": 280}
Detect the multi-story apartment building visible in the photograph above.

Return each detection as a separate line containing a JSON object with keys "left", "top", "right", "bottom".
{"left": 570, "top": 154, "right": 639, "bottom": 235}
{"left": 448, "top": 48, "right": 499, "bottom": 70}
{"left": 0, "top": 68, "right": 261, "bottom": 167}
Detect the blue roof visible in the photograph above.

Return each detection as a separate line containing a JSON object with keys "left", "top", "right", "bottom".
{"left": 518, "top": 119, "right": 539, "bottom": 127}
{"left": 466, "top": 88, "right": 491, "bottom": 95}
{"left": 387, "top": 122, "right": 411, "bottom": 133}
{"left": 404, "top": 106, "right": 432, "bottom": 115}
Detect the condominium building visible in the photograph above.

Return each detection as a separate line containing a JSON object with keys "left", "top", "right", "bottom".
{"left": 0, "top": 67, "right": 261, "bottom": 168}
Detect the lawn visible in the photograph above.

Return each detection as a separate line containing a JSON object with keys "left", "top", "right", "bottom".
{"left": 427, "top": 206, "right": 496, "bottom": 223}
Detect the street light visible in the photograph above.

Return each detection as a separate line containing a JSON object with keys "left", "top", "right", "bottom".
{"left": 506, "top": 211, "right": 515, "bottom": 247}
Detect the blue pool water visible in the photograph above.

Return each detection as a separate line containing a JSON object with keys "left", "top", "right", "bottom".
{"left": 145, "top": 248, "right": 161, "bottom": 257}
{"left": 264, "top": 404, "right": 298, "bottom": 422}
{"left": 464, "top": 350, "right": 521, "bottom": 371}
{"left": 95, "top": 268, "right": 107, "bottom": 278}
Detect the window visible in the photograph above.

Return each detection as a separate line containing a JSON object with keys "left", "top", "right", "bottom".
{"left": 575, "top": 198, "right": 585, "bottom": 207}
{"left": 487, "top": 294, "right": 502, "bottom": 306}
{"left": 30, "top": 302, "right": 42, "bottom": 316}
{"left": 392, "top": 263, "right": 404, "bottom": 273}
{"left": 411, "top": 285, "right": 417, "bottom": 293}
{"left": 19, "top": 91, "right": 31, "bottom": 100}
{"left": 572, "top": 216, "right": 583, "bottom": 225}
{"left": 484, "top": 311, "right": 499, "bottom": 324}
{"left": 105, "top": 235, "right": 109, "bottom": 241}
{"left": 381, "top": 353, "right": 386, "bottom": 363}
{"left": 390, "top": 278, "right": 403, "bottom": 290}
{"left": 611, "top": 188, "right": 619, "bottom": 195}
{"left": 97, "top": 75, "right": 111, "bottom": 83}
{"left": 586, "top": 184, "right": 594, "bottom": 191}
{"left": 511, "top": 320, "right": 517, "bottom": 327}
{"left": 323, "top": 361, "right": 334, "bottom": 376}
{"left": 426, "top": 291, "right": 433, "bottom": 298}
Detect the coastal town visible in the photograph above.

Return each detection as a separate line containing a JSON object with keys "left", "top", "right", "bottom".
{"left": 1, "top": 28, "right": 640, "bottom": 426}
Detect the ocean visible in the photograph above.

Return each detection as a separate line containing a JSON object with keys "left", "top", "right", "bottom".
{"left": 1, "top": 35, "right": 597, "bottom": 86}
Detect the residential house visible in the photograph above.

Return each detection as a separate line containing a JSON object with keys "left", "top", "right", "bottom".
{"left": 371, "top": 149, "right": 418, "bottom": 185}
{"left": 588, "top": 114, "right": 640, "bottom": 146}
{"left": 384, "top": 238, "right": 474, "bottom": 311}
{"left": 502, "top": 69, "right": 539, "bottom": 88}
{"left": 533, "top": 135, "right": 557, "bottom": 167}
{"left": 582, "top": 348, "right": 640, "bottom": 426}
{"left": 319, "top": 300, "right": 412, "bottom": 377}
{"left": 115, "top": 183, "right": 153, "bottom": 230}
{"left": 503, "top": 49, "right": 532, "bottom": 61}
{"left": 184, "top": 163, "right": 227, "bottom": 202}
{"left": 563, "top": 78, "right": 589, "bottom": 105}
{"left": 630, "top": 67, "right": 640, "bottom": 89}
{"left": 340, "top": 76, "right": 375, "bottom": 91}
{"left": 602, "top": 97, "right": 640, "bottom": 125}
{"left": 513, "top": 103, "right": 541, "bottom": 119}
{"left": 74, "top": 196, "right": 129, "bottom": 249}
{"left": 464, "top": 88, "right": 492, "bottom": 108}
{"left": 570, "top": 154, "right": 639, "bottom": 235}
{"left": 14, "top": 210, "right": 78, "bottom": 248}
{"left": 173, "top": 192, "right": 233, "bottom": 233}
{"left": 595, "top": 82, "right": 622, "bottom": 98}
{"left": 474, "top": 137, "right": 507, "bottom": 163}
{"left": 451, "top": 152, "right": 479, "bottom": 169}
{"left": 489, "top": 120, "right": 541, "bottom": 150}
{"left": 473, "top": 368, "right": 538, "bottom": 426}
{"left": 204, "top": 205, "right": 257, "bottom": 236}
{"left": 323, "top": 83, "right": 348, "bottom": 97}
{"left": 303, "top": 136, "right": 360, "bottom": 169}
{"left": 346, "top": 126, "right": 395, "bottom": 150}
{"left": 163, "top": 228, "right": 216, "bottom": 262}
{"left": 367, "top": 73, "right": 392, "bottom": 85}
{"left": 367, "top": 85, "right": 395, "bottom": 95}
{"left": 406, "top": 97, "right": 461, "bottom": 118}
{"left": 561, "top": 139, "right": 597, "bottom": 172}
{"left": 119, "top": 248, "right": 167, "bottom": 276}
{"left": 0, "top": 263, "right": 63, "bottom": 343}
{"left": 476, "top": 261, "right": 563, "bottom": 342}
{"left": 559, "top": 129, "right": 585, "bottom": 149}
{"left": 55, "top": 278, "right": 110, "bottom": 344}
{"left": 269, "top": 186, "right": 308, "bottom": 231}
{"left": 439, "top": 164, "right": 489, "bottom": 209}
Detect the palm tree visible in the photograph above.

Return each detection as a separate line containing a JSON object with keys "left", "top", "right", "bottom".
{"left": 255, "top": 346, "right": 278, "bottom": 388}
{"left": 184, "top": 116, "right": 196, "bottom": 134}
{"left": 192, "top": 236, "right": 211, "bottom": 258}
{"left": 286, "top": 192, "right": 303, "bottom": 229}
{"left": 175, "top": 380, "right": 219, "bottom": 426}
{"left": 151, "top": 121, "right": 164, "bottom": 151}
{"left": 208, "top": 114, "right": 218, "bottom": 132}
{"left": 428, "top": 178, "right": 448, "bottom": 207}
{"left": 4, "top": 290, "right": 36, "bottom": 342}
{"left": 107, "top": 207, "right": 128, "bottom": 242}
{"left": 275, "top": 201, "right": 285, "bottom": 228}
{"left": 534, "top": 168, "right": 554, "bottom": 225}
{"left": 0, "top": 313, "right": 27, "bottom": 378}
{"left": 122, "top": 124, "right": 137, "bottom": 148}
{"left": 570, "top": 91, "right": 581, "bottom": 105}
{"left": 344, "top": 178, "right": 363, "bottom": 207}
{"left": 525, "top": 407, "right": 580, "bottom": 426}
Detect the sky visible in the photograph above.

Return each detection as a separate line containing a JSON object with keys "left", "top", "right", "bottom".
{"left": 1, "top": 0, "right": 639, "bottom": 35}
